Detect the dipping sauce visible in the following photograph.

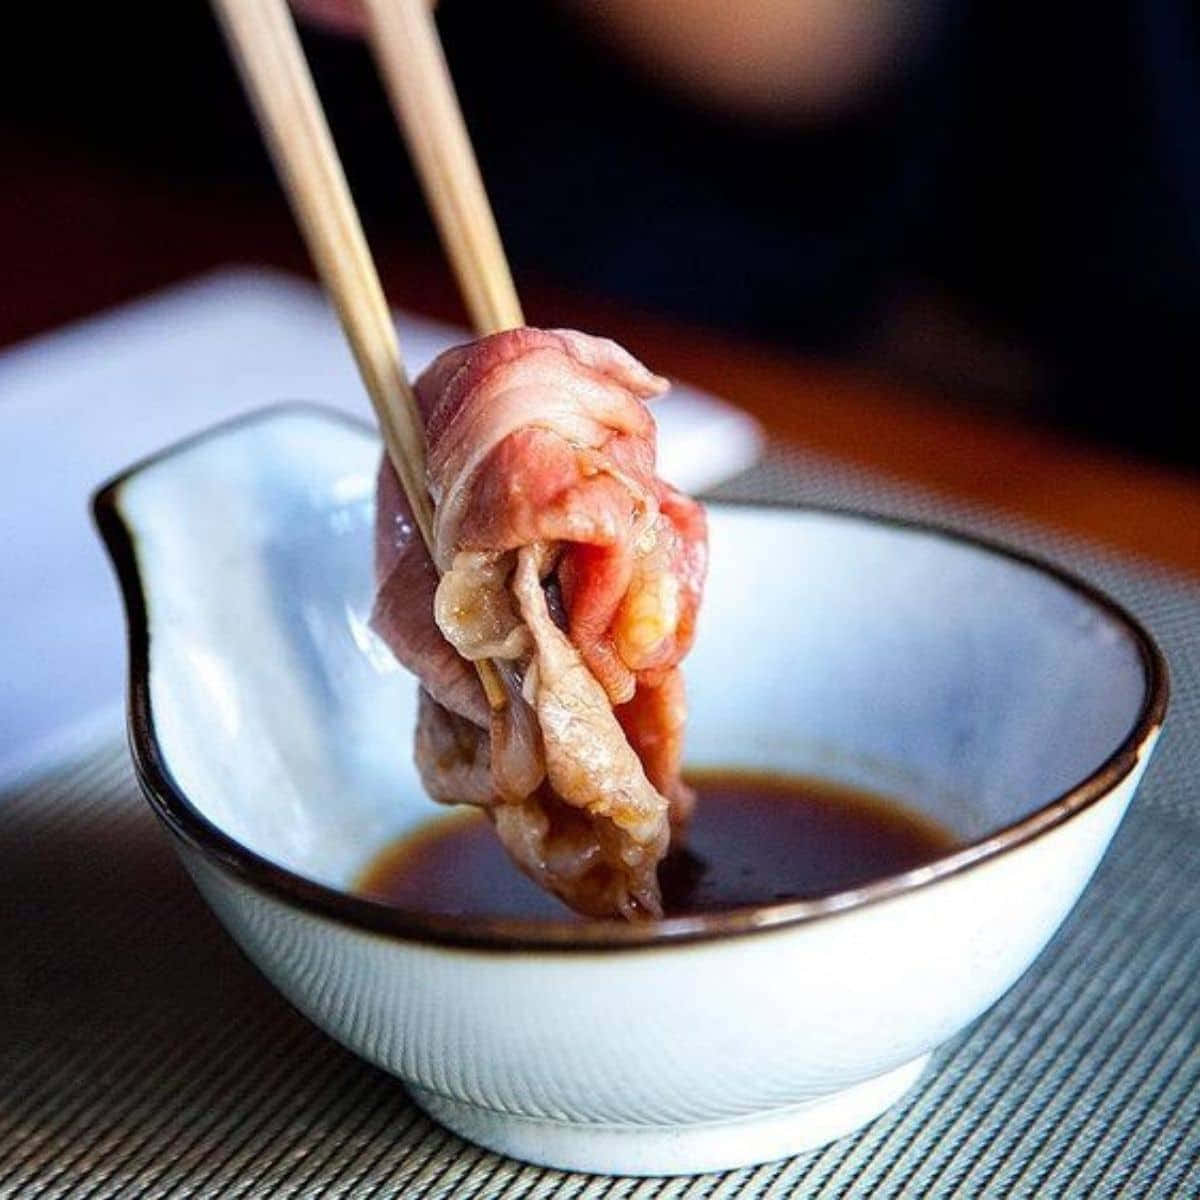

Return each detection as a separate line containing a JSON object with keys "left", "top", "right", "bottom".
{"left": 355, "top": 771, "right": 957, "bottom": 919}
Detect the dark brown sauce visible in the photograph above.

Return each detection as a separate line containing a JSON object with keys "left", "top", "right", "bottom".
{"left": 355, "top": 771, "right": 958, "bottom": 920}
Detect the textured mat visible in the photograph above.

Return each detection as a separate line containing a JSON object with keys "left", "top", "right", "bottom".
{"left": 3, "top": 447, "right": 1198, "bottom": 1198}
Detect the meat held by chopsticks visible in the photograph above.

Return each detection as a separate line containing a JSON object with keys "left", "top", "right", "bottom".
{"left": 372, "top": 328, "right": 708, "bottom": 918}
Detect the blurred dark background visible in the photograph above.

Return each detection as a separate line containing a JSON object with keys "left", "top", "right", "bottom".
{"left": 2, "top": 0, "right": 1196, "bottom": 467}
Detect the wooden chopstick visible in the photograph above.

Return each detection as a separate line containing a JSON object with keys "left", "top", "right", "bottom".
{"left": 211, "top": 0, "right": 507, "bottom": 710}
{"left": 362, "top": 0, "right": 524, "bottom": 334}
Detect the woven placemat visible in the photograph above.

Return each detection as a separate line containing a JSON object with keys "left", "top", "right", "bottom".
{"left": 3, "top": 447, "right": 1197, "bottom": 1198}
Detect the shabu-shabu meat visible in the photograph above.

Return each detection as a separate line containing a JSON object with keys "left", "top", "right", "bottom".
{"left": 372, "top": 329, "right": 707, "bottom": 918}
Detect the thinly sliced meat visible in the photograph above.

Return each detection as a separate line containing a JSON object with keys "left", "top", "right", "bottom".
{"left": 512, "top": 546, "right": 668, "bottom": 911}
{"left": 616, "top": 667, "right": 694, "bottom": 826}
{"left": 414, "top": 688, "right": 491, "bottom": 808}
{"left": 373, "top": 456, "right": 486, "bottom": 727}
{"left": 371, "top": 327, "right": 708, "bottom": 919}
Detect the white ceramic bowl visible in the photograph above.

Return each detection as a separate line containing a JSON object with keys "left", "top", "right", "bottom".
{"left": 95, "top": 407, "right": 1167, "bottom": 1176}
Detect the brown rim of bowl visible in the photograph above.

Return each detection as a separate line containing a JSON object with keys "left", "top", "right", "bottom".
{"left": 92, "top": 403, "right": 1170, "bottom": 953}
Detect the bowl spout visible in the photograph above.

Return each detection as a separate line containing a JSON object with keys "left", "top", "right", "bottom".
{"left": 94, "top": 407, "right": 426, "bottom": 889}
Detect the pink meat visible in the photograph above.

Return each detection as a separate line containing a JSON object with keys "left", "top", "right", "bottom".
{"left": 371, "top": 328, "right": 708, "bottom": 918}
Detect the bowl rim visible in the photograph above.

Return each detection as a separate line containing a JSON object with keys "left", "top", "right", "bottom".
{"left": 93, "top": 404, "right": 1169, "bottom": 952}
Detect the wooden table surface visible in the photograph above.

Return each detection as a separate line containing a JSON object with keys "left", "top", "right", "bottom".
{"left": 5, "top": 134, "right": 1199, "bottom": 579}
